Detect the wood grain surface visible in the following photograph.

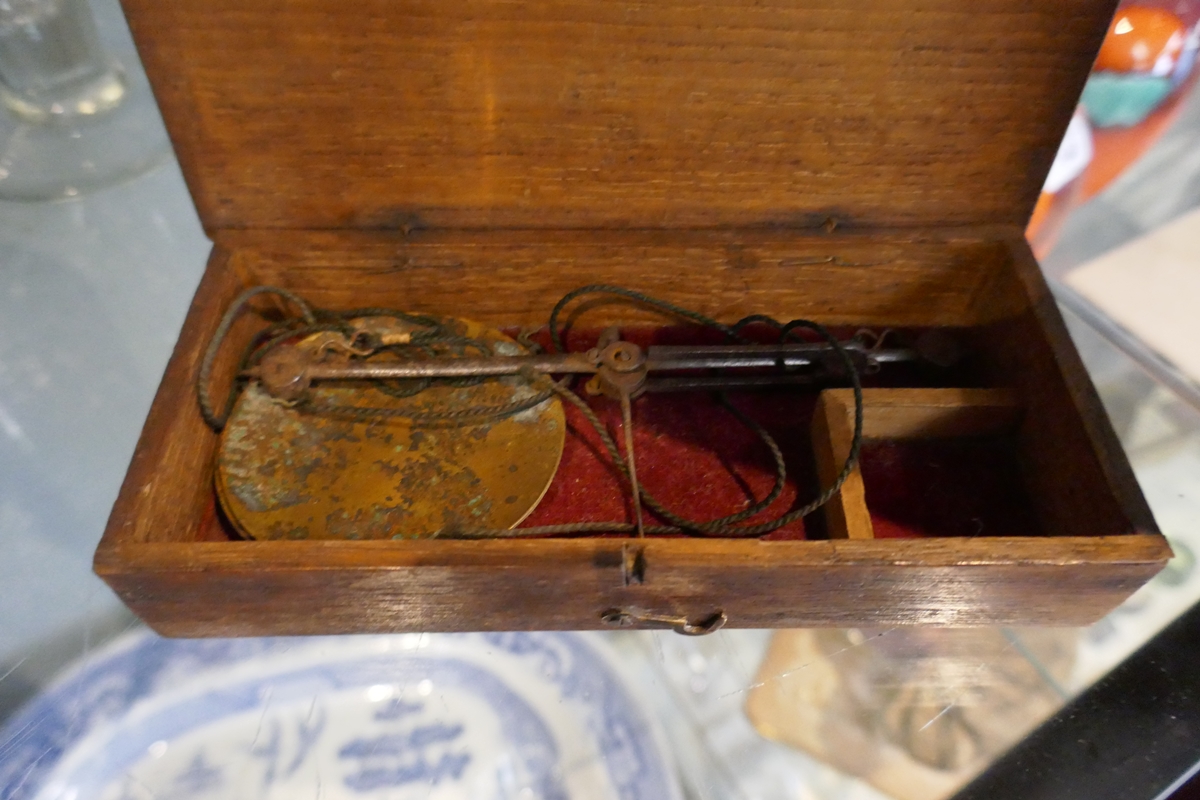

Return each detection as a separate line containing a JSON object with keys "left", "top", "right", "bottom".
{"left": 103, "top": 249, "right": 237, "bottom": 546}
{"left": 224, "top": 227, "right": 1017, "bottom": 326}
{"left": 119, "top": 0, "right": 1115, "bottom": 233}
{"left": 968, "top": 233, "right": 1160, "bottom": 542}
{"left": 812, "top": 390, "right": 873, "bottom": 540}
{"left": 95, "top": 535, "right": 1168, "bottom": 635}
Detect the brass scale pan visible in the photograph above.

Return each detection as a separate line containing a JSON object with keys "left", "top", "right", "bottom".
{"left": 217, "top": 316, "right": 566, "bottom": 541}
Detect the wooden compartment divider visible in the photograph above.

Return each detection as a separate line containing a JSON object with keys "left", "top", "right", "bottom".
{"left": 813, "top": 388, "right": 1025, "bottom": 541}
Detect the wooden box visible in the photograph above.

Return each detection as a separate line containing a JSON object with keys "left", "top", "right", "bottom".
{"left": 95, "top": 0, "right": 1171, "bottom": 635}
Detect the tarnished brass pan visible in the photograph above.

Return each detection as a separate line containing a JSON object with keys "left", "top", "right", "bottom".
{"left": 216, "top": 316, "right": 565, "bottom": 540}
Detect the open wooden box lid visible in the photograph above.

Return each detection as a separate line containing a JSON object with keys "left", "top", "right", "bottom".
{"left": 122, "top": 0, "right": 1113, "bottom": 235}
{"left": 99, "top": 0, "right": 1172, "bottom": 636}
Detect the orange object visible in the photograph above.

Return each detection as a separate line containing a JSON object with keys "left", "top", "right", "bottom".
{"left": 1095, "top": 6, "right": 1187, "bottom": 74}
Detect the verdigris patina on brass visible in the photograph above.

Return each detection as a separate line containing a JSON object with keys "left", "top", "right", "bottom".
{"left": 216, "top": 316, "right": 565, "bottom": 540}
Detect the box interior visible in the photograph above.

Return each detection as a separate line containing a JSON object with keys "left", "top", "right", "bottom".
{"left": 117, "top": 228, "right": 1145, "bottom": 549}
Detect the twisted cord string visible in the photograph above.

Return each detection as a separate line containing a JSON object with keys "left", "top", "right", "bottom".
{"left": 547, "top": 284, "right": 752, "bottom": 352}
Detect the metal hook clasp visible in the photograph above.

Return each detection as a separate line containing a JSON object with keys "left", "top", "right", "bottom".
{"left": 600, "top": 607, "right": 728, "bottom": 636}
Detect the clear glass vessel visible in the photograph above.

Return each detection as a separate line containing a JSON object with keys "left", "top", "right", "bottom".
{"left": 0, "top": 0, "right": 169, "bottom": 200}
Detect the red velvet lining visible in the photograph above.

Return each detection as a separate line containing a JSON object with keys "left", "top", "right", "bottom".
{"left": 516, "top": 324, "right": 844, "bottom": 539}
{"left": 519, "top": 388, "right": 821, "bottom": 540}
{"left": 858, "top": 438, "right": 1040, "bottom": 539}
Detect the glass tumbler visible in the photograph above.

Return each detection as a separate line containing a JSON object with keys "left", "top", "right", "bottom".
{"left": 0, "top": 0, "right": 169, "bottom": 200}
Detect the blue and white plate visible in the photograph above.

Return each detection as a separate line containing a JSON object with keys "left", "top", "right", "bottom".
{"left": 0, "top": 631, "right": 682, "bottom": 800}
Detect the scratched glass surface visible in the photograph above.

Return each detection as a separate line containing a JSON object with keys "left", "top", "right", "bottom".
{"left": 1, "top": 2, "right": 1199, "bottom": 797}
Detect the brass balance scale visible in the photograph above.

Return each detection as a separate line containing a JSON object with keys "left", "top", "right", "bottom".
{"left": 203, "top": 285, "right": 963, "bottom": 542}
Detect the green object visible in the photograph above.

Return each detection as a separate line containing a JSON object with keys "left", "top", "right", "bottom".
{"left": 1082, "top": 72, "right": 1174, "bottom": 128}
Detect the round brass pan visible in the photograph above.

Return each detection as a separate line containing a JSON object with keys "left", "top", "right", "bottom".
{"left": 216, "top": 316, "right": 565, "bottom": 540}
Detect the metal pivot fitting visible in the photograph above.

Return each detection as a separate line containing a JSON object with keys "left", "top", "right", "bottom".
{"left": 585, "top": 330, "right": 650, "bottom": 536}
{"left": 584, "top": 328, "right": 649, "bottom": 401}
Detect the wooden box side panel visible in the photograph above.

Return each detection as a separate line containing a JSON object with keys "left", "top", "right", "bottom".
{"left": 95, "top": 536, "right": 1170, "bottom": 635}
{"left": 120, "top": 0, "right": 1113, "bottom": 233}
{"left": 99, "top": 248, "right": 241, "bottom": 547}
{"left": 812, "top": 391, "right": 874, "bottom": 540}
{"left": 223, "top": 228, "right": 1020, "bottom": 328}
{"left": 971, "top": 235, "right": 1160, "bottom": 541}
